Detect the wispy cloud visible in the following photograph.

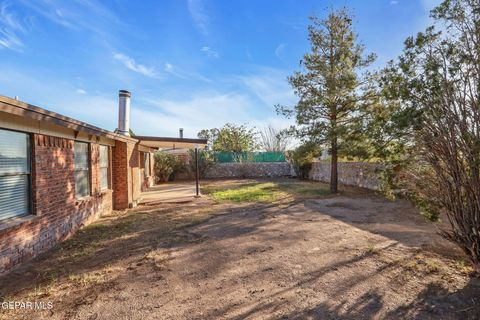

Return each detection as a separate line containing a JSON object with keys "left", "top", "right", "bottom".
{"left": 0, "top": 65, "right": 294, "bottom": 137}
{"left": 113, "top": 53, "right": 159, "bottom": 78}
{"left": 17, "top": 0, "right": 126, "bottom": 37}
{"left": 238, "top": 68, "right": 296, "bottom": 108}
{"left": 0, "top": 67, "right": 119, "bottom": 130}
{"left": 201, "top": 46, "right": 219, "bottom": 58}
{"left": 76, "top": 88, "right": 87, "bottom": 94}
{"left": 0, "top": 2, "right": 28, "bottom": 51}
{"left": 187, "top": 0, "right": 209, "bottom": 36}
{"left": 390, "top": 0, "right": 399, "bottom": 5}
{"left": 164, "top": 62, "right": 212, "bottom": 82}
{"left": 135, "top": 89, "right": 295, "bottom": 137}
{"left": 274, "top": 43, "right": 287, "bottom": 61}
{"left": 134, "top": 67, "right": 295, "bottom": 135}
{"left": 137, "top": 92, "right": 255, "bottom": 136}
{"left": 164, "top": 63, "right": 174, "bottom": 73}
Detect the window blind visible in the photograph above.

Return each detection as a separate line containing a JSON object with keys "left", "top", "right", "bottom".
{"left": 0, "top": 129, "right": 30, "bottom": 221}
{"left": 74, "top": 142, "right": 90, "bottom": 198}
{"left": 99, "top": 145, "right": 109, "bottom": 190}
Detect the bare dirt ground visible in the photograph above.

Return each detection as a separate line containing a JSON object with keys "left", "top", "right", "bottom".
{"left": 1, "top": 178, "right": 479, "bottom": 320}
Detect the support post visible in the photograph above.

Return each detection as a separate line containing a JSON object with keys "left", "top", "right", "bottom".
{"left": 195, "top": 147, "right": 200, "bottom": 197}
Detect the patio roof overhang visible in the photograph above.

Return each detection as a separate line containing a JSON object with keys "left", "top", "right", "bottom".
{"left": 135, "top": 135, "right": 207, "bottom": 150}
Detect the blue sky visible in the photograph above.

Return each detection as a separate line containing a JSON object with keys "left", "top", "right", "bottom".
{"left": 0, "top": 0, "right": 441, "bottom": 137}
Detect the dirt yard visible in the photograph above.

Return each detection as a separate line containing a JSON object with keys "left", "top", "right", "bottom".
{"left": 1, "top": 178, "right": 479, "bottom": 320}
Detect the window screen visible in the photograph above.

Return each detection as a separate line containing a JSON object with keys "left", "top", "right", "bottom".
{"left": 99, "top": 145, "right": 109, "bottom": 190}
{"left": 74, "top": 142, "right": 90, "bottom": 198}
{"left": 0, "top": 129, "right": 30, "bottom": 221}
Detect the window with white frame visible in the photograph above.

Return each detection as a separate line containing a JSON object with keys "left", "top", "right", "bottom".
{"left": 74, "top": 141, "right": 90, "bottom": 199}
{"left": 0, "top": 128, "right": 30, "bottom": 221}
{"left": 99, "top": 145, "right": 109, "bottom": 190}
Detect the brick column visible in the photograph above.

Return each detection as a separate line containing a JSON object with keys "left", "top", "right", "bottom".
{"left": 112, "top": 140, "right": 129, "bottom": 209}
{"left": 112, "top": 140, "right": 141, "bottom": 209}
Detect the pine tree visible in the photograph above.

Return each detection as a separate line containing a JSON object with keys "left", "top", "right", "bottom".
{"left": 278, "top": 9, "right": 375, "bottom": 193}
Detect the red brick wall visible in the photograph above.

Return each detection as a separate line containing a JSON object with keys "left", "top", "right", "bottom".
{"left": 0, "top": 134, "right": 113, "bottom": 274}
{"left": 112, "top": 140, "right": 141, "bottom": 208}
{"left": 112, "top": 140, "right": 129, "bottom": 209}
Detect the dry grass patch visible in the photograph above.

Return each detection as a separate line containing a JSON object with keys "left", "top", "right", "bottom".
{"left": 399, "top": 254, "right": 443, "bottom": 275}
{"left": 453, "top": 259, "right": 475, "bottom": 275}
{"left": 202, "top": 179, "right": 331, "bottom": 203}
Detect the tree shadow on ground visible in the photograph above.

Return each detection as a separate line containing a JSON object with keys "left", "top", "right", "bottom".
{"left": 0, "top": 180, "right": 478, "bottom": 320}
{"left": 290, "top": 278, "right": 480, "bottom": 320}
{"left": 303, "top": 195, "right": 464, "bottom": 259}
{"left": 0, "top": 199, "right": 284, "bottom": 299}
{"left": 0, "top": 203, "right": 207, "bottom": 297}
{"left": 200, "top": 274, "right": 480, "bottom": 320}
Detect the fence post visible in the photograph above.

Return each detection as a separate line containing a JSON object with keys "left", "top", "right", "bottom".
{"left": 195, "top": 147, "right": 200, "bottom": 197}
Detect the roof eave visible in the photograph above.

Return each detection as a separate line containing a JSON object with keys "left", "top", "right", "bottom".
{"left": 0, "top": 95, "right": 137, "bottom": 143}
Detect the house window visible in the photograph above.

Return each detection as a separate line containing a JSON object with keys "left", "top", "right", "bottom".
{"left": 99, "top": 145, "right": 109, "bottom": 190}
{"left": 144, "top": 152, "right": 150, "bottom": 177}
{"left": 74, "top": 141, "right": 90, "bottom": 199}
{"left": 0, "top": 128, "right": 30, "bottom": 221}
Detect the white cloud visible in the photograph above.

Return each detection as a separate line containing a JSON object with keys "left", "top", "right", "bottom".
{"left": 0, "top": 65, "right": 296, "bottom": 138}
{"left": 275, "top": 43, "right": 287, "bottom": 60}
{"left": 0, "top": 67, "right": 119, "bottom": 130}
{"left": 134, "top": 92, "right": 255, "bottom": 136}
{"left": 390, "top": 0, "right": 399, "bottom": 5}
{"left": 187, "top": 0, "right": 209, "bottom": 36}
{"left": 0, "top": 3, "right": 27, "bottom": 51}
{"left": 238, "top": 68, "right": 296, "bottom": 109}
{"left": 113, "top": 53, "right": 159, "bottom": 78}
{"left": 17, "top": 0, "right": 123, "bottom": 33}
{"left": 163, "top": 62, "right": 211, "bottom": 82}
{"left": 201, "top": 46, "right": 219, "bottom": 58}
{"left": 164, "top": 63, "right": 174, "bottom": 73}
{"left": 129, "top": 67, "right": 297, "bottom": 136}
{"left": 76, "top": 88, "right": 87, "bottom": 94}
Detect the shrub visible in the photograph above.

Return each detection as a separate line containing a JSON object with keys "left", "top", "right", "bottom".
{"left": 187, "top": 149, "right": 215, "bottom": 178}
{"left": 154, "top": 152, "right": 185, "bottom": 182}
{"left": 287, "top": 142, "right": 321, "bottom": 179}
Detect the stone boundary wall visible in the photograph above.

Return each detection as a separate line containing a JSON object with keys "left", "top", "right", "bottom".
{"left": 309, "top": 162, "right": 382, "bottom": 190}
{"left": 204, "top": 162, "right": 292, "bottom": 179}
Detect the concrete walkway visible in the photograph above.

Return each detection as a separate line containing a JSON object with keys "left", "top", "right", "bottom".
{"left": 140, "top": 182, "right": 199, "bottom": 204}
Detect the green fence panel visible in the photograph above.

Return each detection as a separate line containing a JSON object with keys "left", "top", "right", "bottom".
{"left": 213, "top": 152, "right": 286, "bottom": 163}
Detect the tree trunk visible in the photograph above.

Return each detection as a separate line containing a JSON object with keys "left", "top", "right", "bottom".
{"left": 330, "top": 137, "right": 338, "bottom": 193}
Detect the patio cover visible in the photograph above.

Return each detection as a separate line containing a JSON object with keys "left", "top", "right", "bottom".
{"left": 135, "top": 136, "right": 207, "bottom": 150}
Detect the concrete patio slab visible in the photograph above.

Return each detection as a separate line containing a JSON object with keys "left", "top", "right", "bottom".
{"left": 140, "top": 182, "right": 199, "bottom": 204}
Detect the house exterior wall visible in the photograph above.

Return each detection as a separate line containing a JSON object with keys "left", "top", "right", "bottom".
{"left": 112, "top": 140, "right": 143, "bottom": 209}
{"left": 0, "top": 133, "right": 113, "bottom": 274}
{"left": 0, "top": 96, "right": 159, "bottom": 275}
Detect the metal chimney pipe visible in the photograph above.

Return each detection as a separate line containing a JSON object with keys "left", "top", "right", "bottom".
{"left": 118, "top": 90, "right": 131, "bottom": 136}
{"left": 179, "top": 128, "right": 184, "bottom": 139}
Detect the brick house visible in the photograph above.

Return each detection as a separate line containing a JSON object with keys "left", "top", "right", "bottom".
{"left": 0, "top": 90, "right": 206, "bottom": 274}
